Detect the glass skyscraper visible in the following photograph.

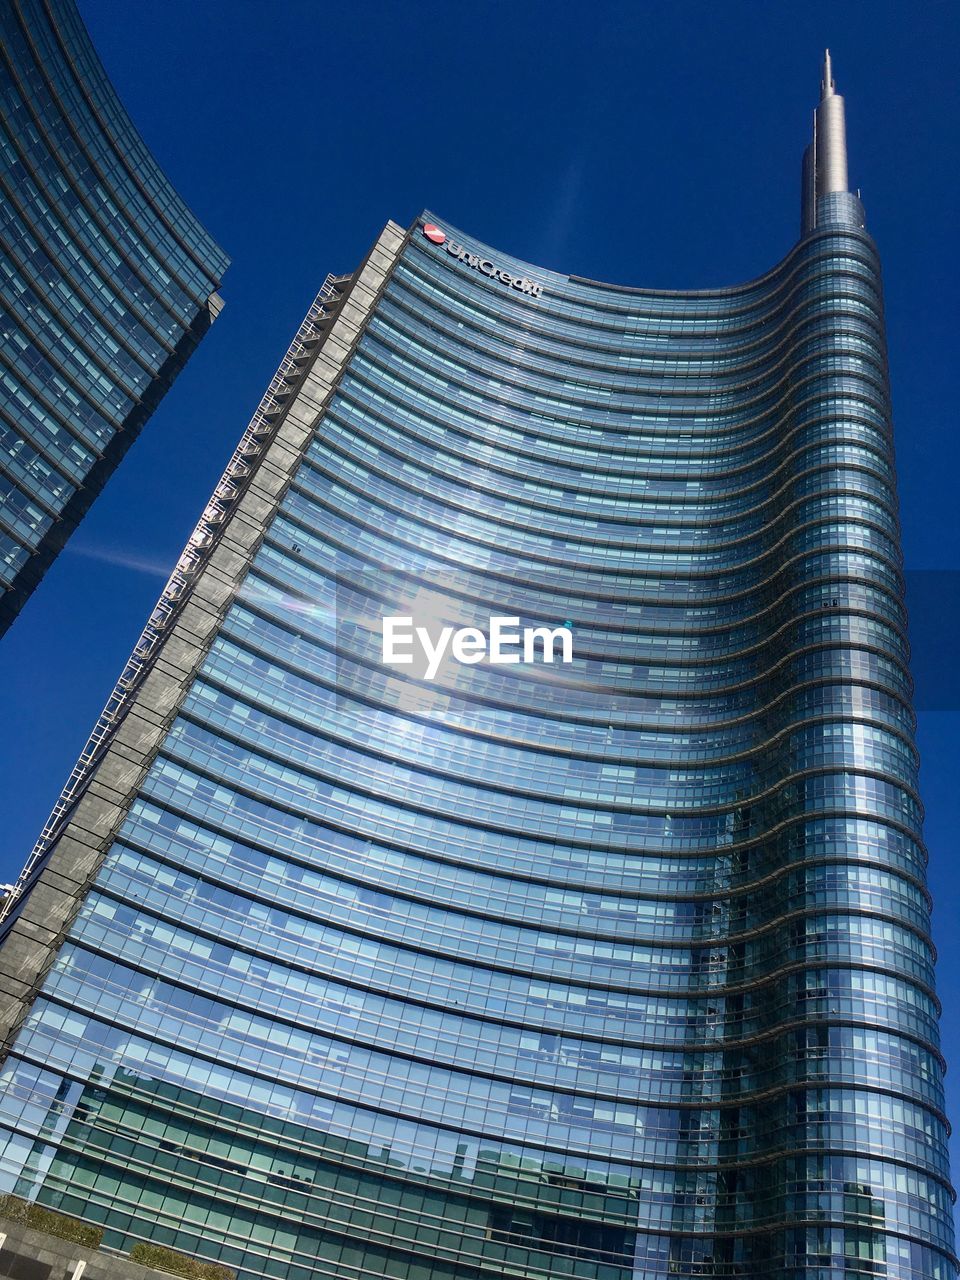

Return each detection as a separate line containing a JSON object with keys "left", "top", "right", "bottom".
{"left": 0, "top": 0, "right": 227, "bottom": 635}
{"left": 0, "top": 55, "right": 953, "bottom": 1280}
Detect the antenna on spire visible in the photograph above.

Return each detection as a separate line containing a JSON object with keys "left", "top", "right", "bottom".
{"left": 821, "top": 48, "right": 835, "bottom": 99}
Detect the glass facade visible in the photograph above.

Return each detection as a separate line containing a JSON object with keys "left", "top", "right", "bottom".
{"left": 0, "top": 65, "right": 954, "bottom": 1280}
{"left": 0, "top": 0, "right": 228, "bottom": 634}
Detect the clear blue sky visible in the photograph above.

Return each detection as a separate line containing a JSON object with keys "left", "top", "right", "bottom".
{"left": 2, "top": 0, "right": 959, "bottom": 1178}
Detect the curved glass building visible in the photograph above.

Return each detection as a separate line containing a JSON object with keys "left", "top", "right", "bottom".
{"left": 0, "top": 0, "right": 227, "bottom": 635}
{"left": 0, "top": 56, "right": 954, "bottom": 1280}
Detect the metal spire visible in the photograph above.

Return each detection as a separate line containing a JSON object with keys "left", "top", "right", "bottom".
{"left": 815, "top": 49, "right": 848, "bottom": 195}
{"left": 802, "top": 49, "right": 851, "bottom": 233}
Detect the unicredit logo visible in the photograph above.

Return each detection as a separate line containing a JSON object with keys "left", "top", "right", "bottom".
{"left": 421, "top": 223, "right": 543, "bottom": 299}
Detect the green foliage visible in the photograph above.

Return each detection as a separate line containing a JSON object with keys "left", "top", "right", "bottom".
{"left": 0, "top": 1194, "right": 103, "bottom": 1247}
{"left": 129, "top": 1241, "right": 236, "bottom": 1280}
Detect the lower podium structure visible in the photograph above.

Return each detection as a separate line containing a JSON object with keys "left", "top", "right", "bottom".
{"left": 0, "top": 58, "right": 954, "bottom": 1280}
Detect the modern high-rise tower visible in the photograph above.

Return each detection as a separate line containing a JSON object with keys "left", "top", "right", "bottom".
{"left": 0, "top": 56, "right": 953, "bottom": 1280}
{"left": 0, "top": 0, "right": 227, "bottom": 636}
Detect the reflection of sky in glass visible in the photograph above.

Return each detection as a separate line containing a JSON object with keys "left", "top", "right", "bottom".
{"left": 0, "top": 185, "right": 952, "bottom": 1279}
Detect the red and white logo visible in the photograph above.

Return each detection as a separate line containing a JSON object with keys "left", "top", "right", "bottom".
{"left": 422, "top": 223, "right": 446, "bottom": 245}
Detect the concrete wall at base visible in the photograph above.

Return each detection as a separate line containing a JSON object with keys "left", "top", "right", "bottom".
{"left": 0, "top": 1216, "right": 176, "bottom": 1280}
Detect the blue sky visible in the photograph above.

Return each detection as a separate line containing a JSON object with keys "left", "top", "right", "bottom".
{"left": 2, "top": 0, "right": 959, "bottom": 1177}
